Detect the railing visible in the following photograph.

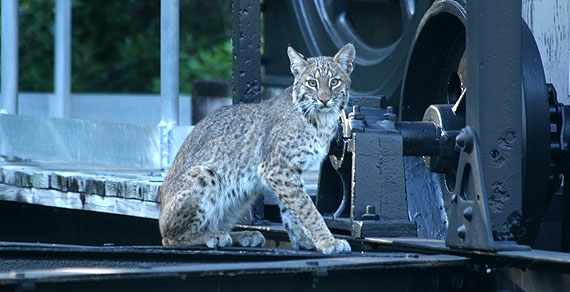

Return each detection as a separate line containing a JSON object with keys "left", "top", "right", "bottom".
{"left": 1, "top": 0, "right": 181, "bottom": 124}
{"left": 0, "top": 0, "right": 263, "bottom": 169}
{"left": 0, "top": 0, "right": 188, "bottom": 169}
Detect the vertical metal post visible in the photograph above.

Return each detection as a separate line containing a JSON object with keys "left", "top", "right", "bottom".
{"left": 160, "top": 0, "right": 179, "bottom": 125}
{"left": 159, "top": 0, "right": 180, "bottom": 169}
{"left": 1, "top": 0, "right": 19, "bottom": 114}
{"left": 560, "top": 105, "right": 570, "bottom": 251}
{"left": 466, "top": 1, "right": 522, "bottom": 239}
{"left": 232, "top": 0, "right": 263, "bottom": 223}
{"left": 52, "top": 0, "right": 72, "bottom": 118}
{"left": 232, "top": 0, "right": 261, "bottom": 104}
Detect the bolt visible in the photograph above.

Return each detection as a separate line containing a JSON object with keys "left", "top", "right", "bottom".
{"left": 455, "top": 129, "right": 473, "bottom": 152}
{"left": 350, "top": 105, "right": 365, "bottom": 120}
{"left": 361, "top": 205, "right": 380, "bottom": 221}
{"left": 383, "top": 106, "right": 396, "bottom": 121}
{"left": 455, "top": 132, "right": 465, "bottom": 148}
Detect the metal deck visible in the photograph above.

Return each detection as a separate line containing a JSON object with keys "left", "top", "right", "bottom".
{"left": 0, "top": 241, "right": 472, "bottom": 291}
{"left": 1, "top": 237, "right": 570, "bottom": 291}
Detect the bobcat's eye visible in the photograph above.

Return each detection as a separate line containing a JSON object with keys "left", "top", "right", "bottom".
{"left": 330, "top": 78, "right": 340, "bottom": 87}
{"left": 307, "top": 79, "right": 318, "bottom": 87}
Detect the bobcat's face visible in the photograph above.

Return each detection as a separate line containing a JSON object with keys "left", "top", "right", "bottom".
{"left": 288, "top": 44, "right": 356, "bottom": 118}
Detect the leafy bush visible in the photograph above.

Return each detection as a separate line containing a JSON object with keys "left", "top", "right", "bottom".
{"left": 179, "top": 36, "right": 232, "bottom": 91}
{"left": 16, "top": 0, "right": 56, "bottom": 92}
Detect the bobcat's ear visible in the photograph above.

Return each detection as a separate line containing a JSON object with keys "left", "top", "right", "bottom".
{"left": 287, "top": 46, "right": 308, "bottom": 77}
{"left": 333, "top": 43, "right": 356, "bottom": 75}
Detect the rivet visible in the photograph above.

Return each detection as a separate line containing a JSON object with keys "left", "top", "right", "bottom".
{"left": 463, "top": 206, "right": 473, "bottom": 221}
{"left": 457, "top": 225, "right": 466, "bottom": 241}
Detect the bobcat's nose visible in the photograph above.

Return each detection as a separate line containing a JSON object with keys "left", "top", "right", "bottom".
{"left": 318, "top": 96, "right": 331, "bottom": 105}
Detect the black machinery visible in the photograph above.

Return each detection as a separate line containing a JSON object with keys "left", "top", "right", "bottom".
{"left": 263, "top": 0, "right": 570, "bottom": 253}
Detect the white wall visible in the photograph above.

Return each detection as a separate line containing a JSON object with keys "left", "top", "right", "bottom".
{"left": 522, "top": 0, "right": 570, "bottom": 104}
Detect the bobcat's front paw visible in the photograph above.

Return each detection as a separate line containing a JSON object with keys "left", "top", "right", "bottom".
{"left": 316, "top": 239, "right": 351, "bottom": 255}
{"left": 204, "top": 232, "right": 233, "bottom": 248}
{"left": 231, "top": 231, "right": 266, "bottom": 247}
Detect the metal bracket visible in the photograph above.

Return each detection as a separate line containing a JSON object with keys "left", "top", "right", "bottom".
{"left": 445, "top": 126, "right": 528, "bottom": 251}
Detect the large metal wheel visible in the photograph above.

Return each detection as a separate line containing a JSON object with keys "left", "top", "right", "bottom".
{"left": 400, "top": 0, "right": 554, "bottom": 246}
{"left": 289, "top": 0, "right": 433, "bottom": 103}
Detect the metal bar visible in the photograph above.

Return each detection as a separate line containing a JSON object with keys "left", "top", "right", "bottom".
{"left": 562, "top": 105, "right": 570, "bottom": 251}
{"left": 1, "top": 0, "right": 19, "bottom": 115}
{"left": 232, "top": 0, "right": 261, "bottom": 104}
{"left": 52, "top": 0, "right": 72, "bottom": 118}
{"left": 465, "top": 1, "right": 523, "bottom": 239}
{"left": 560, "top": 171, "right": 570, "bottom": 252}
{"left": 232, "top": 0, "right": 262, "bottom": 220}
{"left": 159, "top": 0, "right": 180, "bottom": 169}
{"left": 160, "top": 0, "right": 179, "bottom": 125}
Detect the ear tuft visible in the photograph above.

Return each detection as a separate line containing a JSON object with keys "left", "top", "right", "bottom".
{"left": 333, "top": 43, "right": 356, "bottom": 75}
{"left": 287, "top": 46, "right": 308, "bottom": 77}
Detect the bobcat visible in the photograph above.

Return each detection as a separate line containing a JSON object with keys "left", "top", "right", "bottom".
{"left": 159, "top": 43, "right": 355, "bottom": 254}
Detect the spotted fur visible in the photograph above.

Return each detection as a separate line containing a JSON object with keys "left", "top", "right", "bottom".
{"left": 159, "top": 44, "right": 355, "bottom": 254}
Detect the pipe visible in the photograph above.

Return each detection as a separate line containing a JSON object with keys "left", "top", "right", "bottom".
{"left": 1, "top": 0, "right": 19, "bottom": 114}
{"left": 52, "top": 0, "right": 72, "bottom": 118}
{"left": 159, "top": 0, "right": 180, "bottom": 169}
{"left": 160, "top": 0, "right": 179, "bottom": 126}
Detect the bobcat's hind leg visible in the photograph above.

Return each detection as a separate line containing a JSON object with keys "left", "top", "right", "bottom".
{"left": 160, "top": 165, "right": 230, "bottom": 248}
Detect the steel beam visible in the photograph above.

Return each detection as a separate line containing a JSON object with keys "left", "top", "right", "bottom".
{"left": 447, "top": 0, "right": 523, "bottom": 248}
{"left": 232, "top": 0, "right": 263, "bottom": 222}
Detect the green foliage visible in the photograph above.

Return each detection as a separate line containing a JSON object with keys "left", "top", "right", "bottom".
{"left": 178, "top": 36, "right": 233, "bottom": 93}
{"left": 17, "top": 0, "right": 56, "bottom": 92}
{"left": 3, "top": 0, "right": 232, "bottom": 94}
{"left": 70, "top": 0, "right": 162, "bottom": 93}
